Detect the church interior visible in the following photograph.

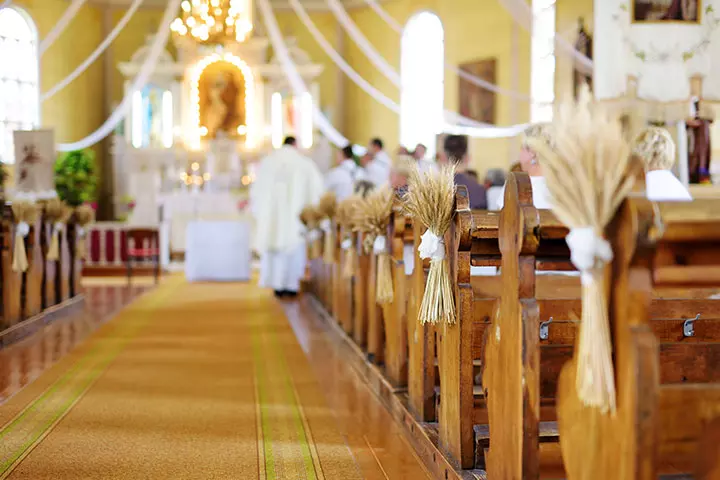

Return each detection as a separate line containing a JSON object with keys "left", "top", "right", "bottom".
{"left": 1, "top": 0, "right": 720, "bottom": 478}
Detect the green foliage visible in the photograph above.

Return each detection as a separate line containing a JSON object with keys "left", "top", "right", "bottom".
{"left": 54, "top": 150, "right": 97, "bottom": 207}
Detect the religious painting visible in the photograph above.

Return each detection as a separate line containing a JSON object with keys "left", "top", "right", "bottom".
{"left": 573, "top": 18, "right": 593, "bottom": 99}
{"left": 632, "top": 0, "right": 700, "bottom": 22}
{"left": 283, "top": 96, "right": 299, "bottom": 136}
{"left": 14, "top": 129, "right": 55, "bottom": 194}
{"left": 199, "top": 61, "right": 246, "bottom": 139}
{"left": 458, "top": 58, "right": 496, "bottom": 125}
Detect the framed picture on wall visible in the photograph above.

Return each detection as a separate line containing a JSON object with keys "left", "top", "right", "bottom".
{"left": 14, "top": 129, "right": 55, "bottom": 194}
{"left": 458, "top": 58, "right": 497, "bottom": 125}
{"left": 632, "top": 0, "right": 700, "bottom": 23}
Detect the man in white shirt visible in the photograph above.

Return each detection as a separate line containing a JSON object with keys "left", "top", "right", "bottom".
{"left": 413, "top": 143, "right": 438, "bottom": 174}
{"left": 362, "top": 138, "right": 391, "bottom": 187}
{"left": 250, "top": 136, "right": 325, "bottom": 298}
{"left": 324, "top": 144, "right": 360, "bottom": 201}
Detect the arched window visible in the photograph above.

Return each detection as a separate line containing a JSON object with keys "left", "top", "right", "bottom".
{"left": 0, "top": 7, "right": 39, "bottom": 164}
{"left": 531, "top": 0, "right": 556, "bottom": 122}
{"left": 401, "top": 11, "right": 444, "bottom": 159}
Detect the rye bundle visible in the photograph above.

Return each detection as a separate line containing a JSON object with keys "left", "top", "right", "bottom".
{"left": 45, "top": 198, "right": 72, "bottom": 261}
{"left": 337, "top": 195, "right": 361, "bottom": 278}
{"left": 354, "top": 187, "right": 394, "bottom": 304}
{"left": 11, "top": 201, "right": 39, "bottom": 273}
{"left": 526, "top": 86, "right": 635, "bottom": 414}
{"left": 74, "top": 204, "right": 96, "bottom": 260}
{"left": 403, "top": 164, "right": 457, "bottom": 324}
{"left": 318, "top": 192, "right": 338, "bottom": 265}
{"left": 300, "top": 205, "right": 322, "bottom": 259}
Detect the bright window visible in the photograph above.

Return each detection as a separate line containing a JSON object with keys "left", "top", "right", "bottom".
{"left": 401, "top": 11, "right": 444, "bottom": 159}
{"left": 531, "top": 0, "right": 556, "bottom": 123}
{"left": 0, "top": 7, "right": 39, "bottom": 164}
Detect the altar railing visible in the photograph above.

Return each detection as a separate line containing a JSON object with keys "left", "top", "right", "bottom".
{"left": 85, "top": 222, "right": 170, "bottom": 271}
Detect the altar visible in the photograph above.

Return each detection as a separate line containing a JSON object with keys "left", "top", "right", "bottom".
{"left": 111, "top": 13, "right": 329, "bottom": 259}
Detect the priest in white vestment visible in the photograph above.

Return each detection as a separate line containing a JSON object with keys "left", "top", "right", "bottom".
{"left": 324, "top": 144, "right": 360, "bottom": 201}
{"left": 362, "top": 137, "right": 391, "bottom": 187}
{"left": 633, "top": 126, "right": 693, "bottom": 202}
{"left": 250, "top": 136, "right": 325, "bottom": 297}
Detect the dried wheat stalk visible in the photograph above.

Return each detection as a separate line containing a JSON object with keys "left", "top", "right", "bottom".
{"left": 11, "top": 201, "right": 39, "bottom": 273}
{"left": 45, "top": 198, "right": 72, "bottom": 261}
{"left": 526, "top": 85, "right": 635, "bottom": 414}
{"left": 403, "top": 164, "right": 457, "bottom": 324}
{"left": 354, "top": 187, "right": 394, "bottom": 304}
{"left": 337, "top": 195, "right": 361, "bottom": 278}
{"left": 300, "top": 205, "right": 323, "bottom": 260}
{"left": 74, "top": 205, "right": 96, "bottom": 260}
{"left": 318, "top": 192, "right": 338, "bottom": 265}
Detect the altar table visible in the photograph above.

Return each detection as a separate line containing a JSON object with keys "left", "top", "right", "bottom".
{"left": 185, "top": 221, "right": 251, "bottom": 282}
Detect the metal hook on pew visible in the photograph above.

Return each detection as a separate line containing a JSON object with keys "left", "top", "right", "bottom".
{"left": 540, "top": 318, "right": 553, "bottom": 341}
{"left": 683, "top": 314, "right": 699, "bottom": 338}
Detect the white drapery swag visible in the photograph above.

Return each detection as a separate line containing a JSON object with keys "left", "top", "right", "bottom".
{"left": 39, "top": 0, "right": 87, "bottom": 56}
{"left": 42, "top": 0, "right": 144, "bottom": 102}
{"left": 56, "top": 0, "right": 181, "bottom": 152}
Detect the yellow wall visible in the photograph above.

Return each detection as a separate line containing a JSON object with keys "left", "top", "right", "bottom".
{"left": 13, "top": 0, "right": 105, "bottom": 163}
{"left": 342, "top": 0, "right": 531, "bottom": 171}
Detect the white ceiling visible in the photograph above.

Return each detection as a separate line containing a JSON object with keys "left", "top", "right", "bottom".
{"left": 88, "top": 0, "right": 373, "bottom": 10}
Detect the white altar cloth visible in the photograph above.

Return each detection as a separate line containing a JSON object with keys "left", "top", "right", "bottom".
{"left": 185, "top": 221, "right": 251, "bottom": 282}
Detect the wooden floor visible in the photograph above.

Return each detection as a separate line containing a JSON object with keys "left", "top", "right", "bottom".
{"left": 0, "top": 279, "right": 429, "bottom": 479}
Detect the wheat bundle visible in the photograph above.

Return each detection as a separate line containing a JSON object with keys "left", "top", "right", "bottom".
{"left": 45, "top": 198, "right": 72, "bottom": 261}
{"left": 74, "top": 205, "right": 96, "bottom": 260}
{"left": 337, "top": 195, "right": 361, "bottom": 278}
{"left": 11, "top": 201, "right": 39, "bottom": 273}
{"left": 318, "top": 192, "right": 338, "bottom": 265}
{"left": 403, "top": 164, "right": 457, "bottom": 324}
{"left": 300, "top": 205, "right": 323, "bottom": 259}
{"left": 354, "top": 187, "right": 394, "bottom": 304}
{"left": 526, "top": 86, "right": 635, "bottom": 414}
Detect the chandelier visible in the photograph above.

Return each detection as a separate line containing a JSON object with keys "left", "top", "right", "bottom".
{"left": 171, "top": 0, "right": 253, "bottom": 44}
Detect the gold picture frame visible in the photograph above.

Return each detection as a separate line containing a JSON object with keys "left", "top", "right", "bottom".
{"left": 631, "top": 0, "right": 702, "bottom": 24}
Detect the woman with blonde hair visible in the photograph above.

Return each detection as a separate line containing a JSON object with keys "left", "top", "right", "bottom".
{"left": 632, "top": 126, "right": 692, "bottom": 201}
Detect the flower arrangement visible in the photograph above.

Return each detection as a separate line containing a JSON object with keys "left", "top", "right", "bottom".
{"left": 54, "top": 150, "right": 97, "bottom": 207}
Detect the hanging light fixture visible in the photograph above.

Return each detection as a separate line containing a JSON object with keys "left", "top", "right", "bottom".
{"left": 171, "top": 0, "right": 253, "bottom": 44}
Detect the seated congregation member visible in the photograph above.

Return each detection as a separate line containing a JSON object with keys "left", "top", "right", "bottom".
{"left": 484, "top": 168, "right": 506, "bottom": 211}
{"left": 441, "top": 134, "right": 487, "bottom": 209}
{"left": 362, "top": 137, "right": 392, "bottom": 187}
{"left": 250, "top": 136, "right": 325, "bottom": 298}
{"left": 633, "top": 126, "right": 693, "bottom": 202}
{"left": 325, "top": 144, "right": 360, "bottom": 201}
{"left": 413, "top": 143, "right": 438, "bottom": 174}
{"left": 496, "top": 123, "right": 554, "bottom": 210}
{"left": 390, "top": 155, "right": 414, "bottom": 196}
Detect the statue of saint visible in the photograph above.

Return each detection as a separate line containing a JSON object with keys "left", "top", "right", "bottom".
{"left": 573, "top": 18, "right": 593, "bottom": 99}
{"left": 205, "top": 71, "right": 241, "bottom": 138}
{"left": 686, "top": 99, "right": 713, "bottom": 184}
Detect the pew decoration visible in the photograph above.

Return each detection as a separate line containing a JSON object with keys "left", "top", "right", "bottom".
{"left": 74, "top": 204, "right": 96, "bottom": 260}
{"left": 10, "top": 201, "right": 39, "bottom": 273}
{"left": 337, "top": 195, "right": 360, "bottom": 278}
{"left": 45, "top": 198, "right": 72, "bottom": 262}
{"left": 526, "top": 87, "right": 635, "bottom": 414}
{"left": 318, "top": 192, "right": 338, "bottom": 265}
{"left": 356, "top": 187, "right": 394, "bottom": 304}
{"left": 300, "top": 206, "right": 323, "bottom": 259}
{"left": 403, "top": 165, "right": 457, "bottom": 325}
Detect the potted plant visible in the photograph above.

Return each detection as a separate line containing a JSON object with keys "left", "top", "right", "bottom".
{"left": 54, "top": 150, "right": 97, "bottom": 207}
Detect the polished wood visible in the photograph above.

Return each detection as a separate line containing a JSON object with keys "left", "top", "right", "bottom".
{"left": 2, "top": 219, "right": 22, "bottom": 329}
{"left": 41, "top": 219, "right": 57, "bottom": 309}
{"left": 24, "top": 219, "right": 43, "bottom": 319}
{"left": 353, "top": 233, "right": 369, "bottom": 348}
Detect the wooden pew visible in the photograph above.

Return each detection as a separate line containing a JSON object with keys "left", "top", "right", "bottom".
{"left": 558, "top": 195, "right": 720, "bottom": 479}
{"left": 353, "top": 231, "right": 370, "bottom": 349}
{"left": 40, "top": 211, "right": 57, "bottom": 309}
{"left": 334, "top": 224, "right": 354, "bottom": 335}
{"left": 23, "top": 217, "right": 43, "bottom": 319}
{"left": 1, "top": 206, "right": 23, "bottom": 329}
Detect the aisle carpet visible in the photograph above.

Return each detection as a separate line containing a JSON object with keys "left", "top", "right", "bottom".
{"left": 0, "top": 276, "right": 363, "bottom": 479}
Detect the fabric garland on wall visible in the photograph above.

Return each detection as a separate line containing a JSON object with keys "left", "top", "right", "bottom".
{"left": 289, "top": 0, "right": 400, "bottom": 114}
{"left": 257, "top": 0, "right": 348, "bottom": 147}
{"left": 39, "top": 0, "right": 87, "bottom": 56}
{"left": 56, "top": 0, "right": 181, "bottom": 152}
{"left": 0, "top": 0, "right": 12, "bottom": 9}
{"left": 42, "top": 0, "right": 145, "bottom": 102}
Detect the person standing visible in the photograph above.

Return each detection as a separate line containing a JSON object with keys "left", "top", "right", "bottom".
{"left": 413, "top": 142, "right": 438, "bottom": 174}
{"left": 250, "top": 136, "right": 325, "bottom": 298}
{"left": 324, "top": 144, "right": 360, "bottom": 201}
{"left": 363, "top": 138, "right": 391, "bottom": 187}
{"left": 440, "top": 135, "right": 487, "bottom": 209}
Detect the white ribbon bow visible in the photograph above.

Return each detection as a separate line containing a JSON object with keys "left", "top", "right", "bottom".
{"left": 373, "top": 235, "right": 387, "bottom": 254}
{"left": 307, "top": 229, "right": 321, "bottom": 242}
{"left": 15, "top": 221, "right": 29, "bottom": 238}
{"left": 320, "top": 219, "right": 332, "bottom": 232}
{"left": 77, "top": 226, "right": 86, "bottom": 237}
{"left": 341, "top": 238, "right": 353, "bottom": 250}
{"left": 418, "top": 229, "right": 445, "bottom": 260}
{"left": 54, "top": 221, "right": 64, "bottom": 233}
{"left": 565, "top": 227, "right": 613, "bottom": 284}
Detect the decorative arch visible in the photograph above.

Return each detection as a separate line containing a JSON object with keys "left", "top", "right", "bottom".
{"left": 189, "top": 53, "right": 255, "bottom": 149}
{"left": 401, "top": 11, "right": 444, "bottom": 159}
{"left": 0, "top": 6, "right": 39, "bottom": 163}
